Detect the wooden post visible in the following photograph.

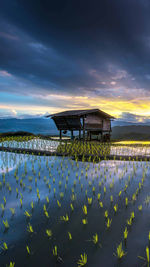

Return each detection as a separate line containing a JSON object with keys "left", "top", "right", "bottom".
{"left": 83, "top": 117, "right": 85, "bottom": 141}
{"left": 89, "top": 132, "right": 91, "bottom": 141}
{"left": 79, "top": 130, "right": 81, "bottom": 140}
{"left": 60, "top": 129, "right": 62, "bottom": 140}
{"left": 71, "top": 130, "right": 74, "bottom": 140}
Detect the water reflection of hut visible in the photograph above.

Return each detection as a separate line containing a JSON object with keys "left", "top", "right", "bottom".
{"left": 47, "top": 109, "right": 115, "bottom": 141}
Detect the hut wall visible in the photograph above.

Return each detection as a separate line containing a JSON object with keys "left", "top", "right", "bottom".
{"left": 84, "top": 114, "right": 102, "bottom": 129}
{"left": 103, "top": 119, "right": 111, "bottom": 131}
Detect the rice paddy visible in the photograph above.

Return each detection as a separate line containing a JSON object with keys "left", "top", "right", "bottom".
{"left": 0, "top": 138, "right": 150, "bottom": 266}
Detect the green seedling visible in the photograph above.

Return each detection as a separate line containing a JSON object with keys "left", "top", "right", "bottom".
{"left": 44, "top": 210, "right": 49, "bottom": 218}
{"left": 1, "top": 203, "right": 5, "bottom": 213}
{"left": 46, "top": 196, "right": 49, "bottom": 204}
{"left": 3, "top": 220, "right": 9, "bottom": 230}
{"left": 46, "top": 229, "right": 52, "bottom": 238}
{"left": 82, "top": 218, "right": 88, "bottom": 225}
{"left": 70, "top": 203, "right": 74, "bottom": 211}
{"left": 138, "top": 205, "right": 142, "bottom": 211}
{"left": 10, "top": 208, "right": 15, "bottom": 216}
{"left": 124, "top": 227, "right": 128, "bottom": 241}
{"left": 3, "top": 196, "right": 6, "bottom": 206}
{"left": 92, "top": 233, "right": 99, "bottom": 245}
{"left": 60, "top": 214, "right": 69, "bottom": 222}
{"left": 99, "top": 201, "right": 103, "bottom": 208}
{"left": 110, "top": 195, "right": 113, "bottom": 202}
{"left": 27, "top": 223, "right": 34, "bottom": 233}
{"left": 31, "top": 201, "right": 34, "bottom": 210}
{"left": 106, "top": 218, "right": 112, "bottom": 229}
{"left": 52, "top": 246, "right": 58, "bottom": 257}
{"left": 57, "top": 200, "right": 61, "bottom": 208}
{"left": 114, "top": 242, "right": 126, "bottom": 259}
{"left": 88, "top": 198, "right": 92, "bottom": 205}
{"left": 24, "top": 210, "right": 31, "bottom": 218}
{"left": 125, "top": 197, "right": 128, "bottom": 207}
{"left": 138, "top": 246, "right": 150, "bottom": 265}
{"left": 114, "top": 204, "right": 118, "bottom": 213}
{"left": 82, "top": 205, "right": 87, "bottom": 215}
{"left": 26, "top": 245, "right": 30, "bottom": 255}
{"left": 97, "top": 193, "right": 101, "bottom": 200}
{"left": 68, "top": 232, "right": 72, "bottom": 240}
{"left": 104, "top": 210, "right": 108, "bottom": 218}
{"left": 20, "top": 198, "right": 23, "bottom": 207}
{"left": 77, "top": 253, "right": 87, "bottom": 267}
{"left": 1, "top": 242, "right": 8, "bottom": 250}
{"left": 7, "top": 262, "right": 15, "bottom": 267}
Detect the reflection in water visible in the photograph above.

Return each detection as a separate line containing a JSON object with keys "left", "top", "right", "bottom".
{"left": 0, "top": 138, "right": 150, "bottom": 156}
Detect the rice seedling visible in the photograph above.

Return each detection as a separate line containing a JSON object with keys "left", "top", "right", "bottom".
{"left": 123, "top": 227, "right": 128, "bottom": 241}
{"left": 20, "top": 198, "right": 23, "bottom": 208}
{"left": 1, "top": 203, "right": 5, "bottom": 213}
{"left": 10, "top": 208, "right": 15, "bottom": 216}
{"left": 104, "top": 186, "right": 106, "bottom": 194}
{"left": 88, "top": 198, "right": 92, "bottom": 205}
{"left": 106, "top": 218, "right": 112, "bottom": 229}
{"left": 46, "top": 229, "right": 52, "bottom": 238}
{"left": 114, "top": 242, "right": 127, "bottom": 259}
{"left": 3, "top": 220, "right": 9, "bottom": 230}
{"left": 114, "top": 204, "right": 118, "bottom": 213}
{"left": 82, "top": 205, "right": 88, "bottom": 215}
{"left": 46, "top": 196, "right": 49, "bottom": 204}
{"left": 92, "top": 233, "right": 99, "bottom": 245}
{"left": 77, "top": 253, "right": 87, "bottom": 267}
{"left": 60, "top": 214, "right": 69, "bottom": 222}
{"left": 3, "top": 196, "right": 6, "bottom": 206}
{"left": 52, "top": 246, "right": 58, "bottom": 257}
{"left": 138, "top": 205, "right": 142, "bottom": 211}
{"left": 104, "top": 210, "right": 109, "bottom": 219}
{"left": 24, "top": 210, "right": 32, "bottom": 218}
{"left": 57, "top": 200, "right": 61, "bottom": 208}
{"left": 70, "top": 203, "right": 74, "bottom": 211}
{"left": 82, "top": 218, "right": 88, "bottom": 225}
{"left": 27, "top": 223, "right": 34, "bottom": 233}
{"left": 68, "top": 232, "right": 72, "bottom": 240}
{"left": 99, "top": 201, "right": 103, "bottom": 208}
{"left": 110, "top": 195, "right": 113, "bottom": 203}
{"left": 7, "top": 262, "right": 15, "bottom": 267}
{"left": 44, "top": 210, "right": 49, "bottom": 218}
{"left": 31, "top": 201, "right": 34, "bottom": 210}
{"left": 1, "top": 242, "right": 8, "bottom": 251}
{"left": 26, "top": 245, "right": 30, "bottom": 255}
{"left": 138, "top": 246, "right": 150, "bottom": 265}
{"left": 97, "top": 193, "right": 101, "bottom": 200}
{"left": 125, "top": 197, "right": 128, "bottom": 207}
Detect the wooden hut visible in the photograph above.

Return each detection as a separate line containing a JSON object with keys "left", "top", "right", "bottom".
{"left": 47, "top": 109, "right": 115, "bottom": 141}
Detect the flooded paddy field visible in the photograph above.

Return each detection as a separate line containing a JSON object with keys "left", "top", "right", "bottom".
{"left": 1, "top": 137, "right": 150, "bottom": 157}
{"left": 0, "top": 149, "right": 150, "bottom": 267}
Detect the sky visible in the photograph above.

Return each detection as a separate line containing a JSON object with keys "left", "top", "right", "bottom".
{"left": 0, "top": 0, "right": 150, "bottom": 122}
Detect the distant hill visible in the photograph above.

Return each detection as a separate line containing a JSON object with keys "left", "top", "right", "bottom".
{"left": 111, "top": 125, "right": 150, "bottom": 140}
{"left": 0, "top": 118, "right": 57, "bottom": 135}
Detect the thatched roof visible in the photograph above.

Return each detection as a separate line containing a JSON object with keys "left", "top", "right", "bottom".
{"left": 47, "top": 109, "right": 115, "bottom": 119}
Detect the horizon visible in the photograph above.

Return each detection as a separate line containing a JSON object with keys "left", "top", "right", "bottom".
{"left": 1, "top": 1, "right": 150, "bottom": 123}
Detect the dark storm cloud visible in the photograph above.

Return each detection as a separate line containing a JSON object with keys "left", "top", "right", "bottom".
{"left": 1, "top": 0, "right": 150, "bottom": 96}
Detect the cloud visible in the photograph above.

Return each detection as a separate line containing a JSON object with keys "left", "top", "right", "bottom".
{"left": 119, "top": 112, "right": 150, "bottom": 123}
{"left": 0, "top": 0, "right": 150, "bottom": 117}
{"left": 0, "top": 70, "right": 12, "bottom": 77}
